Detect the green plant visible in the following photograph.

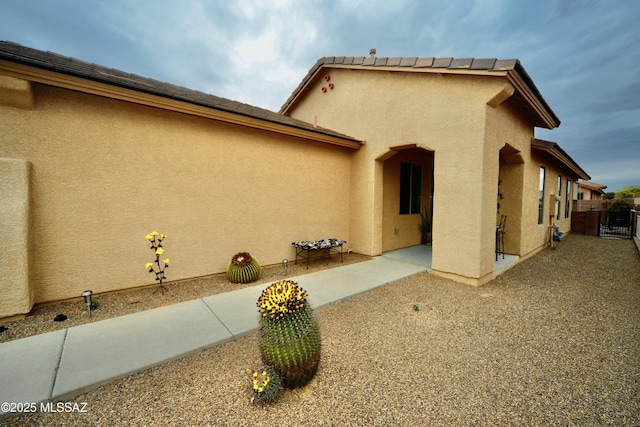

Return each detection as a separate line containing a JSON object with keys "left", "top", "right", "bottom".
{"left": 602, "top": 197, "right": 633, "bottom": 212}
{"left": 145, "top": 231, "right": 170, "bottom": 292}
{"left": 419, "top": 204, "right": 432, "bottom": 245}
{"left": 615, "top": 186, "right": 640, "bottom": 198}
{"left": 257, "top": 280, "right": 321, "bottom": 388}
{"left": 250, "top": 365, "right": 283, "bottom": 404}
{"left": 227, "top": 252, "right": 261, "bottom": 283}
{"left": 602, "top": 198, "right": 633, "bottom": 228}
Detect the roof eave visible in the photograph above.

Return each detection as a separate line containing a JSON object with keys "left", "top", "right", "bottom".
{"left": 280, "top": 58, "right": 326, "bottom": 114}
{"left": 532, "top": 138, "right": 590, "bottom": 180}
{"left": 0, "top": 56, "right": 362, "bottom": 150}
{"left": 507, "top": 62, "right": 560, "bottom": 129}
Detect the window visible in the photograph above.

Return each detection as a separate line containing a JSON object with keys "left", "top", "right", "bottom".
{"left": 557, "top": 175, "right": 562, "bottom": 220}
{"left": 565, "top": 179, "right": 571, "bottom": 218}
{"left": 538, "top": 167, "right": 546, "bottom": 224}
{"left": 578, "top": 192, "right": 584, "bottom": 200}
{"left": 400, "top": 162, "right": 422, "bottom": 214}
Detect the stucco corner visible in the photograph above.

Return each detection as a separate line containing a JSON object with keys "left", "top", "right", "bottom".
{"left": 0, "top": 158, "right": 34, "bottom": 318}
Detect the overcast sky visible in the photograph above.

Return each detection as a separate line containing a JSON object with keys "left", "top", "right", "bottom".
{"left": 2, "top": 0, "right": 638, "bottom": 191}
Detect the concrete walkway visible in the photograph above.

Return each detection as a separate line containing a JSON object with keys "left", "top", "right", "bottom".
{"left": 0, "top": 256, "right": 428, "bottom": 415}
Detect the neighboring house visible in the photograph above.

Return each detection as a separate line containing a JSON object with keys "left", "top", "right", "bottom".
{"left": 574, "top": 181, "right": 607, "bottom": 211}
{"left": 577, "top": 180, "right": 607, "bottom": 200}
{"left": 0, "top": 42, "right": 589, "bottom": 318}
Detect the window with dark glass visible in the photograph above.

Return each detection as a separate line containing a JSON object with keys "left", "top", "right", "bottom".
{"left": 565, "top": 179, "right": 571, "bottom": 218}
{"left": 538, "top": 166, "right": 546, "bottom": 225}
{"left": 557, "top": 175, "right": 562, "bottom": 220}
{"left": 400, "top": 162, "right": 422, "bottom": 215}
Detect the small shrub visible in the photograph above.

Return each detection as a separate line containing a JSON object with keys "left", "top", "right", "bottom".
{"left": 602, "top": 198, "right": 633, "bottom": 212}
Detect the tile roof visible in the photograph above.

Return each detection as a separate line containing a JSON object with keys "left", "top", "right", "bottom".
{"left": 532, "top": 139, "right": 590, "bottom": 180}
{"left": 577, "top": 180, "right": 607, "bottom": 191}
{"left": 0, "top": 41, "right": 360, "bottom": 144}
{"left": 280, "top": 55, "right": 560, "bottom": 129}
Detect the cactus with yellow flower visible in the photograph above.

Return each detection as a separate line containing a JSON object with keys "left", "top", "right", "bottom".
{"left": 250, "top": 365, "right": 283, "bottom": 404}
{"left": 145, "top": 231, "right": 170, "bottom": 293}
{"left": 257, "top": 280, "right": 321, "bottom": 388}
{"left": 227, "top": 252, "right": 261, "bottom": 283}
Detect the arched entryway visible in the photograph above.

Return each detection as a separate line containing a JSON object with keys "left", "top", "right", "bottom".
{"left": 497, "top": 143, "right": 524, "bottom": 256}
{"left": 378, "top": 145, "right": 434, "bottom": 254}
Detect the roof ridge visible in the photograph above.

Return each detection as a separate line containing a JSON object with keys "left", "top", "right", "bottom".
{"left": 316, "top": 55, "right": 519, "bottom": 72}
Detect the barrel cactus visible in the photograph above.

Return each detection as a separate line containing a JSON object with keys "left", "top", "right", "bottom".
{"left": 227, "top": 252, "right": 261, "bottom": 283}
{"left": 250, "top": 365, "right": 283, "bottom": 404}
{"left": 257, "top": 280, "right": 321, "bottom": 388}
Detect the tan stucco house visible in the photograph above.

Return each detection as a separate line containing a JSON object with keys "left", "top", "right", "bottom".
{"left": 281, "top": 52, "right": 589, "bottom": 285}
{"left": 0, "top": 42, "right": 589, "bottom": 319}
{"left": 574, "top": 180, "right": 607, "bottom": 211}
{"left": 577, "top": 181, "right": 607, "bottom": 200}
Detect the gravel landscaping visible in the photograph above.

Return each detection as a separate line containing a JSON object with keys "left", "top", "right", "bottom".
{"left": 0, "top": 253, "right": 371, "bottom": 344}
{"left": 3, "top": 234, "right": 640, "bottom": 426}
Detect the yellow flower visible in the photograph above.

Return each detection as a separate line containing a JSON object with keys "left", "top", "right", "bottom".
{"left": 161, "top": 234, "right": 167, "bottom": 239}
{"left": 258, "top": 387, "right": 263, "bottom": 393}
{"left": 156, "top": 248, "right": 164, "bottom": 255}
{"left": 150, "top": 231, "right": 158, "bottom": 236}
{"left": 145, "top": 262, "right": 153, "bottom": 269}
{"left": 163, "top": 258, "right": 170, "bottom": 265}
{"left": 145, "top": 234, "right": 153, "bottom": 241}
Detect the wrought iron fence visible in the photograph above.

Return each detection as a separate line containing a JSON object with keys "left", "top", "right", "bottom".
{"left": 598, "top": 210, "right": 633, "bottom": 239}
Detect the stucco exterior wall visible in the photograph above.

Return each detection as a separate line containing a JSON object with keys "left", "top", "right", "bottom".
{"left": 485, "top": 99, "right": 535, "bottom": 258}
{"left": 288, "top": 68, "right": 529, "bottom": 283}
{"left": 0, "top": 158, "right": 33, "bottom": 317}
{"left": 530, "top": 150, "right": 576, "bottom": 242}
{"left": 0, "top": 83, "right": 353, "bottom": 305}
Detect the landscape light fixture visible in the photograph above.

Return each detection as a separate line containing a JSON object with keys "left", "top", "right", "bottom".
{"left": 82, "top": 290, "right": 93, "bottom": 317}
{"left": 282, "top": 259, "right": 288, "bottom": 274}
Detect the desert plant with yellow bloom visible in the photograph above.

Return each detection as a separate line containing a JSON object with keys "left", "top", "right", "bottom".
{"left": 257, "top": 280, "right": 321, "bottom": 388}
{"left": 145, "top": 231, "right": 169, "bottom": 293}
{"left": 249, "top": 365, "right": 282, "bottom": 404}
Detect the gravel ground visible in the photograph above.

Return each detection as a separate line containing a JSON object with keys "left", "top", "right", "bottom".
{"left": 3, "top": 234, "right": 640, "bottom": 426}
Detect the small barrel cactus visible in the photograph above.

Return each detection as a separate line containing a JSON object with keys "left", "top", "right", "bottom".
{"left": 250, "top": 365, "right": 283, "bottom": 404}
{"left": 257, "top": 280, "right": 321, "bottom": 388}
{"left": 227, "top": 252, "right": 261, "bottom": 283}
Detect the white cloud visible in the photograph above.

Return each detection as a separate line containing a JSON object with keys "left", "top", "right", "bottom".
{"left": 220, "top": 1, "right": 320, "bottom": 108}
{"left": 1, "top": 0, "right": 637, "bottom": 186}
